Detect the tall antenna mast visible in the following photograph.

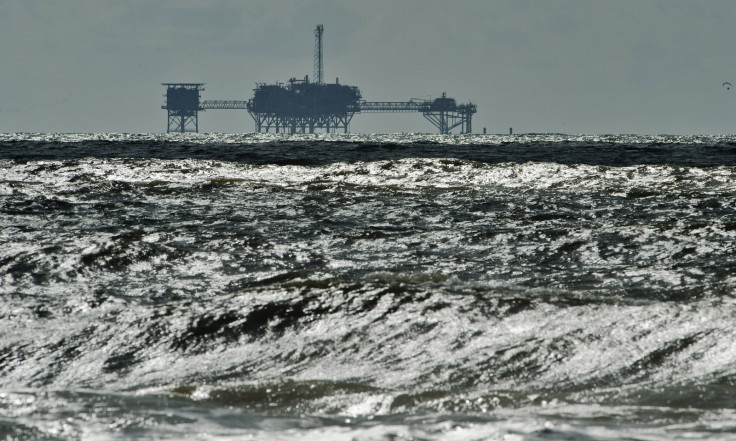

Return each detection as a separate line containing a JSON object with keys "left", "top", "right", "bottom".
{"left": 314, "top": 24, "right": 324, "bottom": 85}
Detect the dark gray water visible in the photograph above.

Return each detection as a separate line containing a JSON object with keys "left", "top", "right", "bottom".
{"left": 2, "top": 133, "right": 736, "bottom": 440}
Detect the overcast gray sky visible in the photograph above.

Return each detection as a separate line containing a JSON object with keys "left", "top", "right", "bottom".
{"left": 2, "top": 0, "right": 736, "bottom": 134}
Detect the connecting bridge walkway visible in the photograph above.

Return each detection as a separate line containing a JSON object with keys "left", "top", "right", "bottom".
{"left": 200, "top": 95, "right": 476, "bottom": 134}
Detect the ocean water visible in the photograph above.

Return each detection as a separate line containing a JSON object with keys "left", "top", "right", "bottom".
{"left": 2, "top": 132, "right": 736, "bottom": 440}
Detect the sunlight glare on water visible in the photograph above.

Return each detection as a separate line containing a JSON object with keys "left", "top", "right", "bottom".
{"left": 2, "top": 133, "right": 736, "bottom": 440}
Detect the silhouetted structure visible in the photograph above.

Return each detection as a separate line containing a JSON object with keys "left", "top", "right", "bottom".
{"left": 247, "top": 76, "right": 361, "bottom": 133}
{"left": 314, "top": 24, "right": 324, "bottom": 85}
{"left": 162, "top": 25, "right": 477, "bottom": 134}
{"left": 244, "top": 25, "right": 475, "bottom": 134}
{"left": 245, "top": 25, "right": 362, "bottom": 133}
{"left": 161, "top": 83, "right": 204, "bottom": 133}
{"left": 358, "top": 94, "right": 476, "bottom": 134}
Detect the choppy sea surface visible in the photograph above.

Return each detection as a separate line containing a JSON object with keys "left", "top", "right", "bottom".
{"left": 2, "top": 132, "right": 736, "bottom": 440}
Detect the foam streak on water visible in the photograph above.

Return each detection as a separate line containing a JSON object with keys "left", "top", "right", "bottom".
{"left": 2, "top": 133, "right": 736, "bottom": 440}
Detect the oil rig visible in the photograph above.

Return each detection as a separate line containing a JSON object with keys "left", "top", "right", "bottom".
{"left": 163, "top": 25, "right": 476, "bottom": 134}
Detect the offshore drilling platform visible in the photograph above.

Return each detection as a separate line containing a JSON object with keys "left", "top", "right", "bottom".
{"left": 163, "top": 25, "right": 477, "bottom": 134}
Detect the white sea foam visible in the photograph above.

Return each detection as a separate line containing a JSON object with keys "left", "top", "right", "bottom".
{"left": 3, "top": 134, "right": 736, "bottom": 440}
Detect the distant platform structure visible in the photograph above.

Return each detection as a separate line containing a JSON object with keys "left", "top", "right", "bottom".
{"left": 162, "top": 83, "right": 204, "bottom": 133}
{"left": 247, "top": 76, "right": 361, "bottom": 133}
{"left": 359, "top": 93, "right": 476, "bottom": 135}
{"left": 162, "top": 25, "right": 477, "bottom": 134}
